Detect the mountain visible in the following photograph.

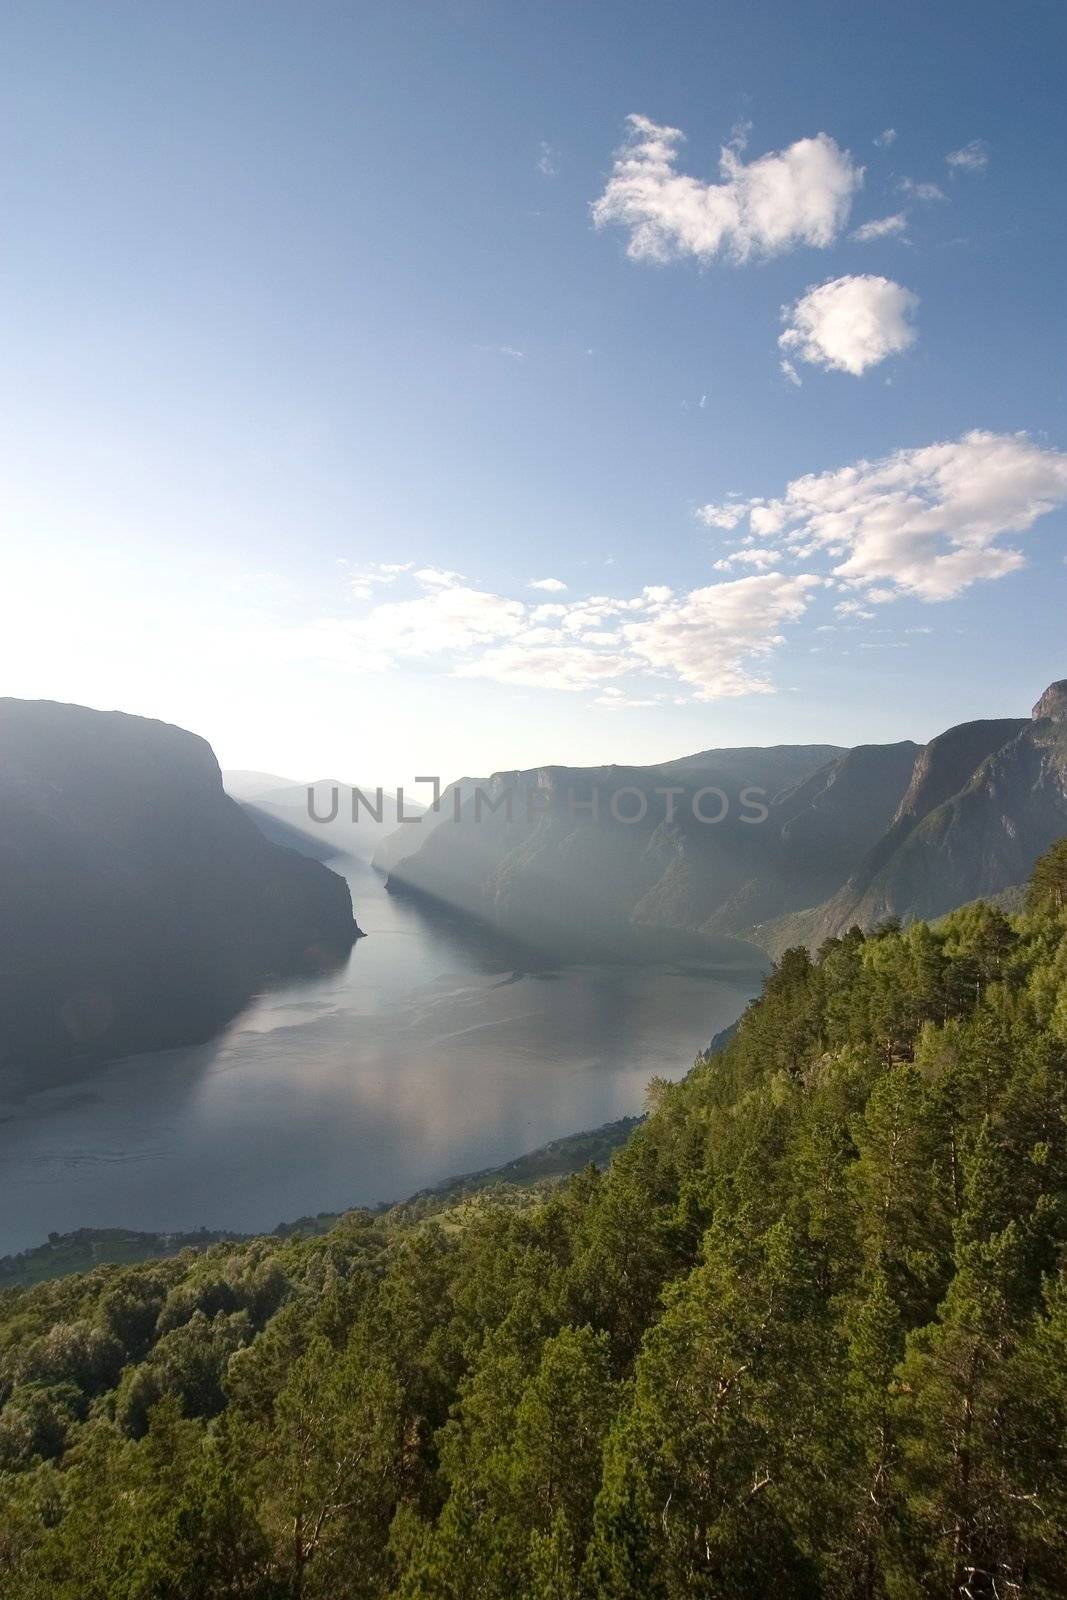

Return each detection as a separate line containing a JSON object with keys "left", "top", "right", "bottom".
{"left": 372, "top": 748, "right": 841, "bottom": 893}
{"left": 237, "top": 801, "right": 342, "bottom": 863}
{"left": 802, "top": 684, "right": 1067, "bottom": 942}
{"left": 225, "top": 773, "right": 425, "bottom": 863}
{"left": 217, "top": 769, "right": 302, "bottom": 800}
{"left": 370, "top": 776, "right": 485, "bottom": 874}
{"left": 633, "top": 740, "right": 925, "bottom": 947}
{"left": 376, "top": 744, "right": 892, "bottom": 949}
{"left": 0, "top": 700, "right": 360, "bottom": 1067}
{"left": 655, "top": 741, "right": 843, "bottom": 789}
{"left": 383, "top": 689, "right": 1067, "bottom": 958}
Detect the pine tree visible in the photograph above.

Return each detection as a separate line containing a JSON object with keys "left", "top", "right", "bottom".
{"left": 1027, "top": 835, "right": 1067, "bottom": 912}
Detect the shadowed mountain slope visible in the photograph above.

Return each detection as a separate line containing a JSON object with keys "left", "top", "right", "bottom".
{"left": 226, "top": 774, "right": 425, "bottom": 863}
{"left": 808, "top": 689, "right": 1067, "bottom": 941}
{"left": 384, "top": 691, "right": 1067, "bottom": 958}
{"left": 382, "top": 744, "right": 907, "bottom": 958}
{"left": 0, "top": 700, "right": 359, "bottom": 1066}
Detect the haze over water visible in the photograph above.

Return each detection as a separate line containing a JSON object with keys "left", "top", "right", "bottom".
{"left": 0, "top": 865, "right": 762, "bottom": 1256}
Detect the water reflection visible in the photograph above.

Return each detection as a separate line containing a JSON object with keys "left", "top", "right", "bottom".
{"left": 0, "top": 865, "right": 765, "bottom": 1255}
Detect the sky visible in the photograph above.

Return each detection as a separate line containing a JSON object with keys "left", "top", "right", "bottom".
{"left": 1, "top": 0, "right": 1065, "bottom": 787}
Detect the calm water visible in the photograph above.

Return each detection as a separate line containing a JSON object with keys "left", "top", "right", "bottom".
{"left": 0, "top": 865, "right": 762, "bottom": 1255}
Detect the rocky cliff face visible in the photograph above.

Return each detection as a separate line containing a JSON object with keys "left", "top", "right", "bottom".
{"left": 0, "top": 700, "right": 359, "bottom": 1066}
{"left": 383, "top": 688, "right": 1067, "bottom": 958}
{"left": 382, "top": 744, "right": 900, "bottom": 958}
{"left": 807, "top": 694, "right": 1067, "bottom": 940}
{"left": 1032, "top": 679, "right": 1067, "bottom": 722}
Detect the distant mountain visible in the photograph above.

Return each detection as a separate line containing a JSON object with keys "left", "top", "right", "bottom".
{"left": 381, "top": 744, "right": 858, "bottom": 960}
{"left": 217, "top": 770, "right": 302, "bottom": 800}
{"left": 371, "top": 748, "right": 841, "bottom": 899}
{"left": 655, "top": 742, "right": 844, "bottom": 790}
{"left": 371, "top": 777, "right": 485, "bottom": 874}
{"left": 237, "top": 802, "right": 341, "bottom": 863}
{"left": 802, "top": 685, "right": 1067, "bottom": 943}
{"left": 634, "top": 740, "right": 922, "bottom": 940}
{"left": 0, "top": 701, "right": 360, "bottom": 1067}
{"left": 225, "top": 773, "right": 425, "bottom": 863}
{"left": 382, "top": 692, "right": 1067, "bottom": 958}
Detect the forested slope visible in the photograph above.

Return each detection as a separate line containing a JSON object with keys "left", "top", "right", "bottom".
{"left": 2, "top": 843, "right": 1066, "bottom": 1598}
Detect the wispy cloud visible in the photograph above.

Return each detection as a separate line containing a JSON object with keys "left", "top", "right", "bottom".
{"left": 620, "top": 573, "right": 821, "bottom": 697}
{"left": 946, "top": 139, "right": 989, "bottom": 173}
{"left": 331, "top": 566, "right": 821, "bottom": 700}
{"left": 267, "top": 432, "right": 1067, "bottom": 704}
{"left": 345, "top": 560, "right": 414, "bottom": 600}
{"left": 594, "top": 688, "right": 661, "bottom": 708}
{"left": 897, "top": 177, "right": 946, "bottom": 203}
{"left": 529, "top": 577, "right": 568, "bottom": 592}
{"left": 592, "top": 114, "right": 863, "bottom": 265}
{"left": 874, "top": 128, "right": 897, "bottom": 148}
{"left": 537, "top": 140, "right": 559, "bottom": 177}
{"left": 779, "top": 274, "right": 918, "bottom": 377}
{"left": 850, "top": 211, "right": 908, "bottom": 243}
{"left": 713, "top": 546, "right": 779, "bottom": 570}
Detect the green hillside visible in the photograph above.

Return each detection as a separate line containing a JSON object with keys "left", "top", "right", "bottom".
{"left": 1, "top": 847, "right": 1065, "bottom": 1598}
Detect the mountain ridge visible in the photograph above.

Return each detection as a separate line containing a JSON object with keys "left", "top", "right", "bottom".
{"left": 379, "top": 683, "right": 1067, "bottom": 958}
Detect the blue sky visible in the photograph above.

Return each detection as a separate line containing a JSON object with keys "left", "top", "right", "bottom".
{"left": 1, "top": 0, "right": 1065, "bottom": 784}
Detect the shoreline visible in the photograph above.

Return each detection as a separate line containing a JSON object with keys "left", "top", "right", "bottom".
{"left": 0, "top": 1112, "right": 645, "bottom": 1290}
{"left": 1, "top": 1009, "right": 749, "bottom": 1292}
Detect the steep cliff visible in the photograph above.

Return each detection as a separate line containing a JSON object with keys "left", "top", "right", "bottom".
{"left": 385, "top": 688, "right": 1067, "bottom": 957}
{"left": 383, "top": 744, "right": 904, "bottom": 957}
{"left": 809, "top": 687, "right": 1067, "bottom": 939}
{"left": 0, "top": 699, "right": 359, "bottom": 1066}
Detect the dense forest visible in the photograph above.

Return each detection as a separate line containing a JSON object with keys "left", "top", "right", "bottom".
{"left": 2, "top": 840, "right": 1066, "bottom": 1598}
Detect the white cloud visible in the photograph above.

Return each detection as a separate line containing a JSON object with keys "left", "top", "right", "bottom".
{"left": 874, "top": 128, "right": 897, "bottom": 148}
{"left": 699, "top": 501, "right": 748, "bottom": 530}
{"left": 594, "top": 691, "right": 660, "bottom": 708}
{"left": 528, "top": 577, "right": 568, "bottom": 592}
{"left": 592, "top": 114, "right": 863, "bottom": 265}
{"left": 349, "top": 582, "right": 527, "bottom": 665}
{"left": 414, "top": 565, "right": 466, "bottom": 588}
{"left": 897, "top": 178, "right": 946, "bottom": 203}
{"left": 698, "top": 431, "right": 1067, "bottom": 602}
{"left": 621, "top": 572, "right": 821, "bottom": 698}
{"left": 713, "top": 546, "right": 778, "bottom": 570}
{"left": 850, "top": 212, "right": 908, "bottom": 242}
{"left": 456, "top": 642, "right": 633, "bottom": 693}
{"left": 537, "top": 140, "right": 559, "bottom": 177}
{"left": 305, "top": 559, "right": 822, "bottom": 701}
{"left": 946, "top": 139, "right": 989, "bottom": 173}
{"left": 347, "top": 560, "right": 414, "bottom": 600}
{"left": 779, "top": 275, "right": 918, "bottom": 376}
